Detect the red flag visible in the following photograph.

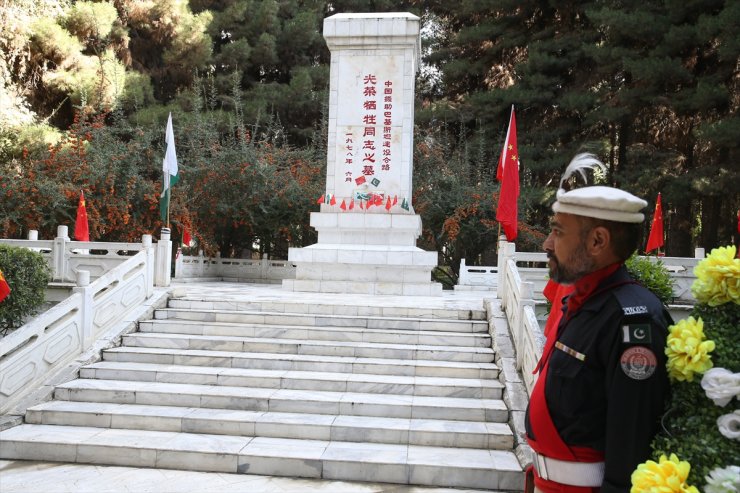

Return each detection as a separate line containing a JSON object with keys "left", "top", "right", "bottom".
{"left": 330, "top": 194, "right": 336, "bottom": 206}
{"left": 496, "top": 105, "right": 517, "bottom": 183}
{"left": 359, "top": 199, "right": 364, "bottom": 210}
{"left": 645, "top": 193, "right": 664, "bottom": 253}
{"left": 349, "top": 198, "right": 355, "bottom": 210}
{"left": 385, "top": 196, "right": 392, "bottom": 210}
{"left": 393, "top": 195, "right": 398, "bottom": 206}
{"left": 375, "top": 195, "right": 383, "bottom": 206}
{"left": 183, "top": 227, "right": 192, "bottom": 246}
{"left": 495, "top": 107, "right": 519, "bottom": 241}
{"left": 74, "top": 190, "right": 90, "bottom": 241}
{"left": 316, "top": 195, "right": 325, "bottom": 204}
{"left": 0, "top": 268, "right": 10, "bottom": 303}
{"left": 340, "top": 199, "right": 347, "bottom": 210}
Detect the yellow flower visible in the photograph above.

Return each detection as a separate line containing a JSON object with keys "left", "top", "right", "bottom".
{"left": 692, "top": 245, "right": 740, "bottom": 306}
{"left": 631, "top": 454, "right": 699, "bottom": 493}
{"left": 666, "top": 316, "right": 715, "bottom": 382}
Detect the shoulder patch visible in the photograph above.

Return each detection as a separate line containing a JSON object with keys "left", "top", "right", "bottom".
{"left": 622, "top": 323, "right": 652, "bottom": 344}
{"left": 622, "top": 305, "right": 648, "bottom": 316}
{"left": 620, "top": 347, "right": 657, "bottom": 380}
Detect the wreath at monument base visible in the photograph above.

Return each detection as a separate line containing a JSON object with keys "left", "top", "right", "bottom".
{"left": 630, "top": 246, "right": 740, "bottom": 493}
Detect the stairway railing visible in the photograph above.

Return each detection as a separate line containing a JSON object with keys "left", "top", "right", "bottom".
{"left": 0, "top": 231, "right": 167, "bottom": 414}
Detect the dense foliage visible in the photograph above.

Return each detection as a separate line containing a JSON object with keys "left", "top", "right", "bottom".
{"left": 0, "top": 244, "right": 50, "bottom": 335}
{"left": 1, "top": 0, "right": 738, "bottom": 262}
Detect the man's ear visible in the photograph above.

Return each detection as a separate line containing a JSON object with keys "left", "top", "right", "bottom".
{"left": 587, "top": 226, "right": 611, "bottom": 256}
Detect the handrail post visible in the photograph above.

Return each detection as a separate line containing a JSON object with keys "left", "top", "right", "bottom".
{"left": 497, "top": 236, "right": 515, "bottom": 301}
{"left": 52, "top": 225, "right": 70, "bottom": 282}
{"left": 154, "top": 228, "right": 172, "bottom": 287}
{"left": 72, "top": 270, "right": 93, "bottom": 346}
{"left": 142, "top": 234, "right": 154, "bottom": 297}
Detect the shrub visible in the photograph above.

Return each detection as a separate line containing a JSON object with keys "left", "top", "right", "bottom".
{"left": 0, "top": 245, "right": 51, "bottom": 336}
{"left": 626, "top": 254, "right": 674, "bottom": 305}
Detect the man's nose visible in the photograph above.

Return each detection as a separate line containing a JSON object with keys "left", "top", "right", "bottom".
{"left": 543, "top": 233, "right": 554, "bottom": 252}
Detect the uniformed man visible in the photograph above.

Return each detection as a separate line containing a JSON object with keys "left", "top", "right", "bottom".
{"left": 525, "top": 154, "right": 672, "bottom": 493}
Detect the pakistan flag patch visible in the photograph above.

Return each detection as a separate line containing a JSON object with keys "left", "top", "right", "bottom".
{"left": 622, "top": 323, "right": 652, "bottom": 344}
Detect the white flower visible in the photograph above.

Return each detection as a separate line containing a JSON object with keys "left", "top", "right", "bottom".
{"left": 705, "top": 465, "right": 740, "bottom": 493}
{"left": 717, "top": 410, "right": 740, "bottom": 440}
{"left": 701, "top": 368, "right": 740, "bottom": 407}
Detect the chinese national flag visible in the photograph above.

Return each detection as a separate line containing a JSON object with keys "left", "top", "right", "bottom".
{"left": 495, "top": 106, "right": 519, "bottom": 241}
{"left": 349, "top": 198, "right": 355, "bottom": 210}
{"left": 74, "top": 190, "right": 90, "bottom": 241}
{"left": 316, "top": 195, "right": 325, "bottom": 204}
{"left": 340, "top": 199, "right": 347, "bottom": 210}
{"left": 385, "top": 196, "right": 392, "bottom": 210}
{"left": 0, "top": 269, "right": 10, "bottom": 303}
{"left": 183, "top": 227, "right": 192, "bottom": 246}
{"left": 645, "top": 193, "right": 664, "bottom": 253}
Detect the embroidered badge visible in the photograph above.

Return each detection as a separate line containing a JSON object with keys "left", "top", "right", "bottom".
{"left": 620, "top": 346, "right": 657, "bottom": 380}
{"left": 622, "top": 323, "right": 652, "bottom": 344}
{"left": 623, "top": 305, "right": 648, "bottom": 316}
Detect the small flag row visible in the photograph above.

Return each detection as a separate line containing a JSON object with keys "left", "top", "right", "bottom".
{"left": 316, "top": 193, "right": 409, "bottom": 211}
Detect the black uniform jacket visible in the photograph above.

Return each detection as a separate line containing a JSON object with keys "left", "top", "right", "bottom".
{"left": 526, "top": 266, "right": 672, "bottom": 493}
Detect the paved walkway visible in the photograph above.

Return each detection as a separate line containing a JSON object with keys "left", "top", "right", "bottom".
{"left": 0, "top": 460, "right": 500, "bottom": 493}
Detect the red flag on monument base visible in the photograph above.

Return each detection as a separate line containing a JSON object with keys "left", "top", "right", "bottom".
{"left": 385, "top": 196, "right": 392, "bottom": 210}
{"left": 645, "top": 193, "right": 664, "bottom": 254}
{"left": 316, "top": 195, "right": 324, "bottom": 204}
{"left": 75, "top": 190, "right": 90, "bottom": 241}
{"left": 0, "top": 269, "right": 10, "bottom": 303}
{"left": 183, "top": 227, "right": 192, "bottom": 246}
{"left": 340, "top": 199, "right": 347, "bottom": 210}
{"left": 495, "top": 106, "right": 519, "bottom": 241}
{"left": 349, "top": 198, "right": 355, "bottom": 210}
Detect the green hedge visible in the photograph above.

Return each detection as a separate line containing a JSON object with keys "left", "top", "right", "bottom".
{"left": 626, "top": 254, "right": 675, "bottom": 305}
{"left": 0, "top": 245, "right": 51, "bottom": 336}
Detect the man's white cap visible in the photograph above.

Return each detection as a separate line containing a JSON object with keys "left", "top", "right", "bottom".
{"left": 552, "top": 153, "right": 647, "bottom": 223}
{"left": 553, "top": 186, "right": 647, "bottom": 223}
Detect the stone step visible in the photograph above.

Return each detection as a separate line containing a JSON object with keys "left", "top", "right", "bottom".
{"left": 168, "top": 298, "right": 487, "bottom": 321}
{"left": 0, "top": 424, "right": 522, "bottom": 490}
{"left": 154, "top": 308, "right": 489, "bottom": 333}
{"left": 122, "top": 333, "right": 494, "bottom": 363}
{"left": 53, "top": 379, "right": 509, "bottom": 422}
{"left": 103, "top": 347, "right": 499, "bottom": 379}
{"left": 139, "top": 319, "right": 492, "bottom": 348}
{"left": 25, "top": 401, "right": 514, "bottom": 449}
{"left": 80, "top": 361, "right": 503, "bottom": 399}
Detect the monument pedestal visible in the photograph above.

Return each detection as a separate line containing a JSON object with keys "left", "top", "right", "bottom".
{"left": 283, "top": 212, "right": 441, "bottom": 296}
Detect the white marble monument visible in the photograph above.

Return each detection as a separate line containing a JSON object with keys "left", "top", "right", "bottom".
{"left": 283, "top": 13, "right": 441, "bottom": 296}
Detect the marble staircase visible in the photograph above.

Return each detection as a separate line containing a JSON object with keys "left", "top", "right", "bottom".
{"left": 1, "top": 290, "right": 523, "bottom": 491}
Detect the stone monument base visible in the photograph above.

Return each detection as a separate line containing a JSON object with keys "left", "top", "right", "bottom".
{"left": 282, "top": 212, "right": 442, "bottom": 296}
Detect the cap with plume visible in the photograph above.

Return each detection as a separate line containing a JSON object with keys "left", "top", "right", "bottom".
{"left": 553, "top": 153, "right": 647, "bottom": 223}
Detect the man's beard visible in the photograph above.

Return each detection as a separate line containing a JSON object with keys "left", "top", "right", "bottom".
{"left": 547, "top": 243, "right": 597, "bottom": 284}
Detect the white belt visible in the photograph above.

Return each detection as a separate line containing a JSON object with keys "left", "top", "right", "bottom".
{"left": 532, "top": 451, "right": 605, "bottom": 487}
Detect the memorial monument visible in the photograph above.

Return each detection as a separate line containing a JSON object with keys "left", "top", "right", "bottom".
{"left": 282, "top": 13, "right": 442, "bottom": 296}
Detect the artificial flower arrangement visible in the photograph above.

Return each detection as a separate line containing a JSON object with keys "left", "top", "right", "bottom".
{"left": 631, "top": 246, "right": 740, "bottom": 493}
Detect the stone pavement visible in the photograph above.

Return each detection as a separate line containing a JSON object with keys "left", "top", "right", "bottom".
{"left": 0, "top": 460, "right": 502, "bottom": 493}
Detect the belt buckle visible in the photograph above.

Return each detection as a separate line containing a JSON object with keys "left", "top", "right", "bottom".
{"left": 534, "top": 453, "right": 549, "bottom": 481}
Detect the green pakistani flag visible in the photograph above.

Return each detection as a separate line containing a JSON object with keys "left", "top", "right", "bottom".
{"left": 159, "top": 112, "right": 180, "bottom": 223}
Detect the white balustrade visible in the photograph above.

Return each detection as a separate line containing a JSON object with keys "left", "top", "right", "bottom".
{"left": 174, "top": 253, "right": 296, "bottom": 283}
{"left": 0, "top": 232, "right": 164, "bottom": 413}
